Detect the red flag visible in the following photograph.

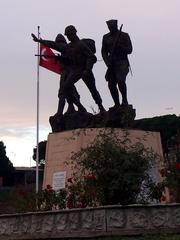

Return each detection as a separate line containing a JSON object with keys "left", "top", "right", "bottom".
{"left": 39, "top": 43, "right": 62, "bottom": 74}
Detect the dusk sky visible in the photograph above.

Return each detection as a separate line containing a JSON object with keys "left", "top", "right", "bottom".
{"left": 0, "top": 0, "right": 179, "bottom": 167}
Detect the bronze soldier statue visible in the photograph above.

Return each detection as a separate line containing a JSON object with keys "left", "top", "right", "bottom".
{"left": 63, "top": 25, "right": 105, "bottom": 113}
{"left": 101, "top": 19, "right": 133, "bottom": 108}
{"left": 32, "top": 33, "right": 84, "bottom": 115}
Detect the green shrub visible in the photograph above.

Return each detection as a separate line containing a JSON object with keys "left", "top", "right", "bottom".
{"left": 69, "top": 129, "right": 161, "bottom": 205}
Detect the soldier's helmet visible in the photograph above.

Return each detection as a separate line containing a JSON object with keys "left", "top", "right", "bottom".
{"left": 64, "top": 25, "right": 77, "bottom": 36}
{"left": 55, "top": 34, "right": 67, "bottom": 44}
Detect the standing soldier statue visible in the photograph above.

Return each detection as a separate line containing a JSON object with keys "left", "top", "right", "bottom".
{"left": 101, "top": 19, "right": 133, "bottom": 108}
{"left": 63, "top": 25, "right": 105, "bottom": 113}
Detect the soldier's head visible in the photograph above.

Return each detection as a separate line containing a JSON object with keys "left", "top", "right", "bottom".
{"left": 64, "top": 25, "right": 77, "bottom": 42}
{"left": 106, "top": 19, "right": 118, "bottom": 33}
{"left": 55, "top": 34, "right": 67, "bottom": 44}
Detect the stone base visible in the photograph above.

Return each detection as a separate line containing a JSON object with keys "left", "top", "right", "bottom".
{"left": 106, "top": 104, "right": 136, "bottom": 128}
{"left": 43, "top": 128, "right": 164, "bottom": 190}
{"left": 49, "top": 111, "right": 94, "bottom": 133}
{"left": 49, "top": 105, "right": 136, "bottom": 133}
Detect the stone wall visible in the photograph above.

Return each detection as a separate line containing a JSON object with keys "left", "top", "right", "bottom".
{"left": 1, "top": 204, "right": 180, "bottom": 239}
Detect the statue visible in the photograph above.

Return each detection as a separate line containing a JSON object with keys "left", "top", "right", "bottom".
{"left": 31, "top": 22, "right": 135, "bottom": 132}
{"left": 31, "top": 33, "right": 84, "bottom": 115}
{"left": 63, "top": 25, "right": 105, "bottom": 113}
{"left": 101, "top": 19, "right": 133, "bottom": 108}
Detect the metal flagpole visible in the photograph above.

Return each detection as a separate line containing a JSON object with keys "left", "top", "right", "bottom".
{"left": 36, "top": 26, "right": 40, "bottom": 193}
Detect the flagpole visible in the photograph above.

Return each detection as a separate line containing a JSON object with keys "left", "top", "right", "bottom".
{"left": 36, "top": 25, "right": 40, "bottom": 193}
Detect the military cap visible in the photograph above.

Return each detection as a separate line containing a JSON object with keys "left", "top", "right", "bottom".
{"left": 106, "top": 19, "right": 118, "bottom": 27}
{"left": 64, "top": 25, "right": 77, "bottom": 35}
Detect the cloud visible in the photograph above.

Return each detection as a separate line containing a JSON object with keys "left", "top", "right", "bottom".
{"left": 0, "top": 127, "right": 34, "bottom": 139}
{"left": 0, "top": 125, "right": 50, "bottom": 140}
{"left": 1, "top": 125, "right": 50, "bottom": 167}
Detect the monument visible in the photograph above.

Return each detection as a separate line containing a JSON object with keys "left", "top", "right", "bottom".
{"left": 32, "top": 21, "right": 164, "bottom": 196}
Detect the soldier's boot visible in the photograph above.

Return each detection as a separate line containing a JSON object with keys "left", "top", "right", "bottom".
{"left": 66, "top": 103, "right": 76, "bottom": 114}
{"left": 55, "top": 98, "right": 65, "bottom": 116}
{"left": 121, "top": 98, "right": 128, "bottom": 106}
{"left": 98, "top": 103, "right": 106, "bottom": 113}
{"left": 73, "top": 98, "right": 87, "bottom": 113}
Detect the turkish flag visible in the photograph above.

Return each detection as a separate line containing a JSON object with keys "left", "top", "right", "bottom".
{"left": 39, "top": 43, "right": 62, "bottom": 74}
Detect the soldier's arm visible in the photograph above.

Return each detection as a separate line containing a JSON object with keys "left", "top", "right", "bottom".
{"left": 31, "top": 34, "right": 65, "bottom": 53}
{"left": 40, "top": 40, "right": 66, "bottom": 53}
{"left": 101, "top": 36, "right": 110, "bottom": 67}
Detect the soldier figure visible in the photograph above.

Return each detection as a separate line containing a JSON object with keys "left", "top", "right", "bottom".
{"left": 101, "top": 19, "right": 133, "bottom": 108}
{"left": 63, "top": 25, "right": 105, "bottom": 113}
{"left": 32, "top": 33, "right": 82, "bottom": 115}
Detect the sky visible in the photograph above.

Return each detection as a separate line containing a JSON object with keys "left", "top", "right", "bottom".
{"left": 0, "top": 0, "right": 180, "bottom": 167}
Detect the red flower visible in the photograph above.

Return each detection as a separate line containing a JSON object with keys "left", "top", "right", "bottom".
{"left": 67, "top": 177, "right": 73, "bottom": 183}
{"left": 159, "top": 168, "right": 165, "bottom": 177}
{"left": 77, "top": 202, "right": 87, "bottom": 208}
{"left": 169, "top": 190, "right": 174, "bottom": 196}
{"left": 67, "top": 199, "right": 73, "bottom": 209}
{"left": 176, "top": 163, "right": 180, "bottom": 170}
{"left": 84, "top": 174, "right": 95, "bottom": 180}
{"left": 19, "top": 187, "right": 27, "bottom": 195}
{"left": 160, "top": 195, "right": 166, "bottom": 202}
{"left": 49, "top": 188, "right": 54, "bottom": 193}
{"left": 46, "top": 184, "right": 52, "bottom": 190}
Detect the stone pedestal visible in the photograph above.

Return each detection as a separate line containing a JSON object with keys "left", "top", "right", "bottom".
{"left": 43, "top": 128, "right": 164, "bottom": 190}
{"left": 49, "top": 105, "right": 136, "bottom": 133}
{"left": 106, "top": 105, "right": 136, "bottom": 128}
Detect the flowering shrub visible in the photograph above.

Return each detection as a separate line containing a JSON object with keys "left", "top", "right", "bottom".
{"left": 36, "top": 185, "right": 67, "bottom": 211}
{"left": 68, "top": 129, "right": 162, "bottom": 205}
{"left": 66, "top": 174, "right": 100, "bottom": 209}
{"left": 11, "top": 185, "right": 36, "bottom": 212}
{"left": 163, "top": 164, "right": 180, "bottom": 202}
{"left": 12, "top": 179, "right": 100, "bottom": 213}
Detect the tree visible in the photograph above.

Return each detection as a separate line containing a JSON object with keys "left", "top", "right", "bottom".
{"left": 69, "top": 129, "right": 159, "bottom": 205}
{"left": 133, "top": 114, "right": 180, "bottom": 153}
{"left": 0, "top": 141, "right": 14, "bottom": 186}
{"left": 33, "top": 141, "right": 47, "bottom": 167}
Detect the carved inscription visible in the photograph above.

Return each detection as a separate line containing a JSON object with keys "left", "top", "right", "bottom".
{"left": 31, "top": 215, "right": 43, "bottom": 233}
{"left": 0, "top": 218, "right": 9, "bottom": 235}
{"left": 107, "top": 209, "right": 126, "bottom": 228}
{"left": 150, "top": 209, "right": 168, "bottom": 227}
{"left": 171, "top": 208, "right": 180, "bottom": 226}
{"left": 55, "top": 213, "right": 68, "bottom": 232}
{"left": 68, "top": 212, "right": 79, "bottom": 231}
{"left": 81, "top": 211, "right": 93, "bottom": 230}
{"left": 94, "top": 210, "right": 105, "bottom": 231}
{"left": 130, "top": 209, "right": 148, "bottom": 228}
{"left": 42, "top": 215, "right": 54, "bottom": 233}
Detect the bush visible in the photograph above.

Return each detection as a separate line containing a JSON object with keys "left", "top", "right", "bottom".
{"left": 69, "top": 129, "right": 161, "bottom": 205}
{"left": 11, "top": 185, "right": 36, "bottom": 212}
{"left": 36, "top": 184, "right": 67, "bottom": 210}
